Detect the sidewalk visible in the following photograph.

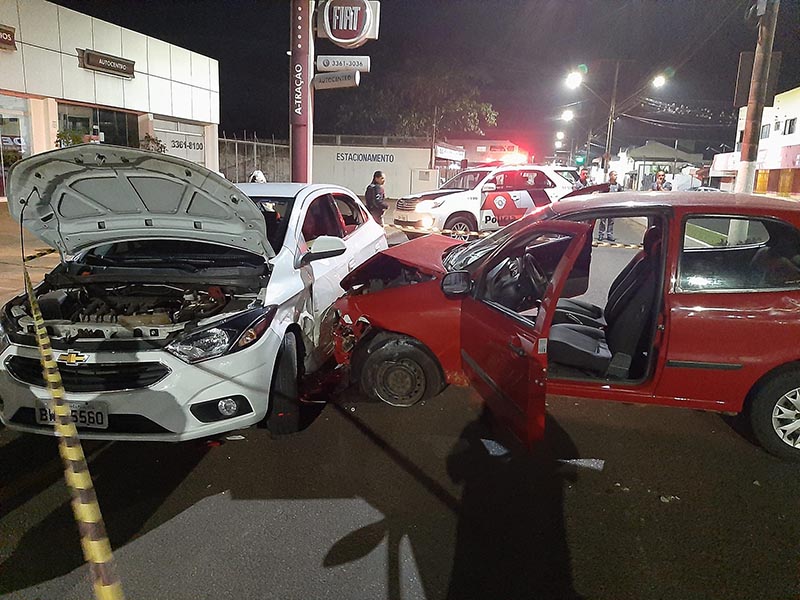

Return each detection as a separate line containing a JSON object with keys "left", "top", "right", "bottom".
{"left": 0, "top": 204, "right": 60, "bottom": 302}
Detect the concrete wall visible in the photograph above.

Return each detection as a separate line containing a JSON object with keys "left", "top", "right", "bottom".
{"left": 312, "top": 145, "right": 432, "bottom": 198}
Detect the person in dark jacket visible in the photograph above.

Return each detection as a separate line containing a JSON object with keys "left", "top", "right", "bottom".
{"left": 365, "top": 170, "right": 388, "bottom": 224}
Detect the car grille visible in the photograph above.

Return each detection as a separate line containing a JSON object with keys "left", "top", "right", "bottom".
{"left": 396, "top": 198, "right": 420, "bottom": 211}
{"left": 10, "top": 408, "right": 172, "bottom": 434}
{"left": 6, "top": 356, "right": 170, "bottom": 393}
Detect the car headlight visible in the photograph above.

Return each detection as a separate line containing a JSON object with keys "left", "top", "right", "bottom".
{"left": 416, "top": 199, "right": 446, "bottom": 212}
{"left": 166, "top": 306, "right": 277, "bottom": 364}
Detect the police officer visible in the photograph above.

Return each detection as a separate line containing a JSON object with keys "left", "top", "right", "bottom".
{"left": 365, "top": 170, "right": 388, "bottom": 224}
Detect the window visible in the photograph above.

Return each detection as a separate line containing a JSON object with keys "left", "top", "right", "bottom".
{"left": 520, "top": 170, "right": 554, "bottom": 190}
{"left": 679, "top": 217, "right": 800, "bottom": 291}
{"left": 441, "top": 170, "right": 491, "bottom": 190}
{"left": 784, "top": 118, "right": 797, "bottom": 135}
{"left": 760, "top": 124, "right": 770, "bottom": 139}
{"left": 250, "top": 195, "right": 294, "bottom": 254}
{"left": 301, "top": 195, "right": 343, "bottom": 244}
{"left": 333, "top": 194, "right": 364, "bottom": 236}
{"left": 774, "top": 121, "right": 782, "bottom": 133}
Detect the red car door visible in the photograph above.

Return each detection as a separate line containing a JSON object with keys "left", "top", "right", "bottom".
{"left": 460, "top": 221, "right": 592, "bottom": 447}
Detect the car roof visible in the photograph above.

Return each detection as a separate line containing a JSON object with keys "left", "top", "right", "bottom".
{"left": 234, "top": 182, "right": 356, "bottom": 198}
{"left": 550, "top": 191, "right": 800, "bottom": 216}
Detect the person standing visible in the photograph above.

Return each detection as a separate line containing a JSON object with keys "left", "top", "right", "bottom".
{"left": 598, "top": 170, "right": 622, "bottom": 241}
{"left": 651, "top": 170, "right": 672, "bottom": 191}
{"left": 573, "top": 168, "right": 592, "bottom": 191}
{"left": 365, "top": 170, "right": 388, "bottom": 225}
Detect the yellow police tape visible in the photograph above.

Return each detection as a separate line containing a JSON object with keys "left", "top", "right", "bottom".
{"left": 385, "top": 223, "right": 644, "bottom": 249}
{"left": 22, "top": 267, "right": 125, "bottom": 600}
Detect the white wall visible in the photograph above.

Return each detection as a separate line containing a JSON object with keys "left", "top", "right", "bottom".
{"left": 312, "top": 145, "right": 432, "bottom": 198}
{"left": 0, "top": 0, "right": 219, "bottom": 125}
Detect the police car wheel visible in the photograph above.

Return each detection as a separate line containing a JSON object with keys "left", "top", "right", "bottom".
{"left": 360, "top": 335, "right": 444, "bottom": 407}
{"left": 444, "top": 215, "right": 476, "bottom": 241}
{"left": 266, "top": 332, "right": 302, "bottom": 435}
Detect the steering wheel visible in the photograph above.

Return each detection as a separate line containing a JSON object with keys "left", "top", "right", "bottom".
{"left": 522, "top": 254, "right": 548, "bottom": 298}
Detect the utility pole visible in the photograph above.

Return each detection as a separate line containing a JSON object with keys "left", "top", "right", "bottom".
{"left": 735, "top": 0, "right": 780, "bottom": 194}
{"left": 290, "top": 0, "right": 315, "bottom": 183}
{"left": 603, "top": 60, "right": 620, "bottom": 180}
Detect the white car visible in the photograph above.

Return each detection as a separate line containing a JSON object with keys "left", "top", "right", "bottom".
{"left": 0, "top": 145, "right": 387, "bottom": 441}
{"left": 393, "top": 164, "right": 577, "bottom": 239}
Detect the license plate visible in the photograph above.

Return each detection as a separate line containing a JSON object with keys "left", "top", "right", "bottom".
{"left": 35, "top": 401, "right": 109, "bottom": 429}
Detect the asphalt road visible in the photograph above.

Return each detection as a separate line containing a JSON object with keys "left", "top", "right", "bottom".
{"left": 1, "top": 205, "right": 799, "bottom": 599}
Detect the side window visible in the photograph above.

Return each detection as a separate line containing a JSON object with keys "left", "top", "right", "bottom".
{"left": 521, "top": 170, "right": 554, "bottom": 190}
{"left": 333, "top": 194, "right": 365, "bottom": 236}
{"left": 493, "top": 172, "right": 517, "bottom": 192}
{"left": 679, "top": 217, "right": 800, "bottom": 291}
{"left": 301, "top": 195, "right": 343, "bottom": 244}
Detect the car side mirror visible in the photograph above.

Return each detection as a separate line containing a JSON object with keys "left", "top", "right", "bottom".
{"left": 302, "top": 235, "right": 347, "bottom": 264}
{"left": 441, "top": 271, "right": 472, "bottom": 297}
{"left": 481, "top": 182, "right": 497, "bottom": 193}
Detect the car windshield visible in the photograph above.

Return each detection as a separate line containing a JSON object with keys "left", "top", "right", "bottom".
{"left": 248, "top": 196, "right": 295, "bottom": 253}
{"left": 554, "top": 169, "right": 579, "bottom": 184}
{"left": 442, "top": 205, "right": 553, "bottom": 271}
{"left": 440, "top": 170, "right": 491, "bottom": 190}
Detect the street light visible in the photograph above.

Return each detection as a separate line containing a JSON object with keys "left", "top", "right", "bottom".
{"left": 561, "top": 109, "right": 574, "bottom": 122}
{"left": 565, "top": 71, "right": 583, "bottom": 90}
{"left": 652, "top": 74, "right": 667, "bottom": 88}
{"left": 556, "top": 131, "right": 565, "bottom": 140}
{"left": 554, "top": 140, "right": 563, "bottom": 149}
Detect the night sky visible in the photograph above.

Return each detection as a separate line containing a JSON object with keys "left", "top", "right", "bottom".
{"left": 51, "top": 0, "right": 800, "bottom": 159}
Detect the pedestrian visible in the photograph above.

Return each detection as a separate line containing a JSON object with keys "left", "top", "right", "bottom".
{"left": 249, "top": 169, "right": 267, "bottom": 183}
{"left": 651, "top": 170, "right": 672, "bottom": 191}
{"left": 598, "top": 170, "right": 622, "bottom": 241}
{"left": 573, "top": 168, "right": 592, "bottom": 191}
{"left": 365, "top": 170, "right": 388, "bottom": 225}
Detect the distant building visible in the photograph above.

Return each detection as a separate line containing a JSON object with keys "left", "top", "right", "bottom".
{"left": 0, "top": 0, "right": 220, "bottom": 196}
{"left": 710, "top": 86, "right": 800, "bottom": 196}
{"left": 608, "top": 141, "right": 704, "bottom": 190}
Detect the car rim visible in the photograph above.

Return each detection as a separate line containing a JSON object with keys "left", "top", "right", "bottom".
{"left": 449, "top": 222, "right": 471, "bottom": 241}
{"left": 374, "top": 358, "right": 426, "bottom": 407}
{"left": 772, "top": 387, "right": 800, "bottom": 449}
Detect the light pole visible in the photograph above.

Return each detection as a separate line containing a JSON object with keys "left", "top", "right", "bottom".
{"left": 566, "top": 63, "right": 669, "bottom": 180}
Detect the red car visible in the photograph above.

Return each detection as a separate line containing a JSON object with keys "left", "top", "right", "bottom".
{"left": 333, "top": 192, "right": 800, "bottom": 461}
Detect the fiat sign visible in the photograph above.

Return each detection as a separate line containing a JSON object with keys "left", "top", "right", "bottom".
{"left": 320, "top": 0, "right": 376, "bottom": 49}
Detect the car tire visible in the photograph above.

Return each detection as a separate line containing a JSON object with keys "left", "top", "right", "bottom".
{"left": 748, "top": 370, "right": 800, "bottom": 461}
{"left": 266, "top": 331, "right": 302, "bottom": 435}
{"left": 360, "top": 335, "right": 445, "bottom": 407}
{"left": 444, "top": 215, "right": 477, "bottom": 241}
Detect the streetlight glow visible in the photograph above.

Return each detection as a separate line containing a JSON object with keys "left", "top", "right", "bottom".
{"left": 652, "top": 74, "right": 667, "bottom": 88}
{"left": 556, "top": 131, "right": 565, "bottom": 140}
{"left": 555, "top": 140, "right": 563, "bottom": 149}
{"left": 566, "top": 71, "right": 583, "bottom": 89}
{"left": 561, "top": 109, "right": 574, "bottom": 122}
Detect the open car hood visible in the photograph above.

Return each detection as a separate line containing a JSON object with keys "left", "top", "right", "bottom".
{"left": 7, "top": 145, "right": 274, "bottom": 258}
{"left": 340, "top": 234, "right": 461, "bottom": 290}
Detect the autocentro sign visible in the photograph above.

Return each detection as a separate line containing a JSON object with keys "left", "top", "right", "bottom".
{"left": 321, "top": 0, "right": 373, "bottom": 49}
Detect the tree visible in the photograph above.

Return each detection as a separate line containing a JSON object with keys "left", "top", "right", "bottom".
{"left": 335, "top": 68, "right": 498, "bottom": 138}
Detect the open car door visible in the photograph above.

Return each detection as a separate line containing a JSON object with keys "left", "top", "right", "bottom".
{"left": 460, "top": 220, "right": 592, "bottom": 447}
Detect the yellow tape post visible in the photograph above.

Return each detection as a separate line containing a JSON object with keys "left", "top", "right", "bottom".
{"left": 22, "top": 268, "right": 125, "bottom": 600}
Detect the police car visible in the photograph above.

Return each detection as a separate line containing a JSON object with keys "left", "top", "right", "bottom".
{"left": 393, "top": 165, "right": 577, "bottom": 240}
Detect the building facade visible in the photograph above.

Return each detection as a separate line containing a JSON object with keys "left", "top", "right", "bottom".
{"left": 0, "top": 0, "right": 220, "bottom": 196}
{"left": 711, "top": 86, "right": 800, "bottom": 196}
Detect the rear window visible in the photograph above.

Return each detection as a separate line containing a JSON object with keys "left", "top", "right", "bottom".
{"left": 679, "top": 216, "right": 800, "bottom": 290}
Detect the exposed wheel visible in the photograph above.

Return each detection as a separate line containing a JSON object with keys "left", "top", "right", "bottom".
{"left": 360, "top": 335, "right": 445, "bottom": 407}
{"left": 266, "top": 332, "right": 302, "bottom": 435}
{"left": 749, "top": 370, "right": 800, "bottom": 461}
{"left": 444, "top": 215, "right": 477, "bottom": 241}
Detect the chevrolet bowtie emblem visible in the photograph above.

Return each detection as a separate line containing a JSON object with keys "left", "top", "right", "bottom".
{"left": 57, "top": 350, "right": 88, "bottom": 365}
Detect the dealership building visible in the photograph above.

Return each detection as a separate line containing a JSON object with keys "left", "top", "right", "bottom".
{"left": 0, "top": 0, "right": 220, "bottom": 196}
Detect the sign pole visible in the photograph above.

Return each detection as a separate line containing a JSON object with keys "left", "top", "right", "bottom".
{"left": 290, "top": 0, "right": 314, "bottom": 183}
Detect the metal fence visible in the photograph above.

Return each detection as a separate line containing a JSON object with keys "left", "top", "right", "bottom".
{"left": 218, "top": 135, "right": 290, "bottom": 183}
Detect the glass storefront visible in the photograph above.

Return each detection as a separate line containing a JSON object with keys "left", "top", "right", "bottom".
{"left": 57, "top": 103, "right": 139, "bottom": 148}
{"left": 0, "top": 93, "right": 32, "bottom": 197}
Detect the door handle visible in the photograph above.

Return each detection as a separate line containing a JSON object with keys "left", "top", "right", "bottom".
{"left": 507, "top": 341, "right": 526, "bottom": 358}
